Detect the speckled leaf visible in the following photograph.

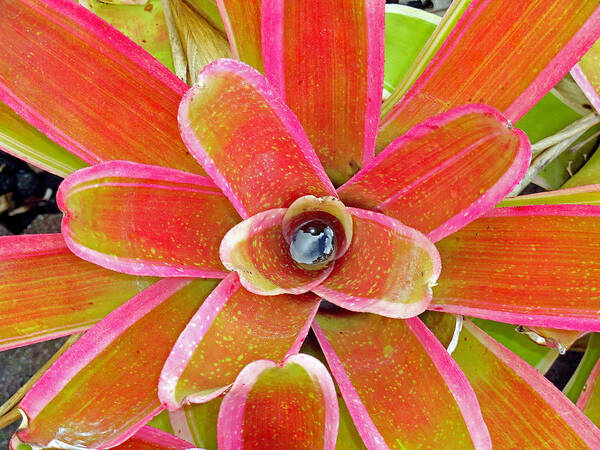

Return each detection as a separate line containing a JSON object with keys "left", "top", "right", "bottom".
{"left": 429, "top": 317, "right": 600, "bottom": 448}
{"left": 220, "top": 209, "right": 334, "bottom": 295}
{"left": 432, "top": 205, "right": 600, "bottom": 331}
{"left": 313, "top": 208, "right": 440, "bottom": 318}
{"left": 58, "top": 161, "right": 240, "bottom": 278}
{"left": 262, "top": 0, "right": 384, "bottom": 186}
{"left": 178, "top": 58, "right": 336, "bottom": 219}
{"left": 377, "top": 0, "right": 600, "bottom": 151}
{"left": 300, "top": 335, "right": 367, "bottom": 450}
{"left": 0, "top": 0, "right": 202, "bottom": 173}
{"left": 159, "top": 273, "right": 320, "bottom": 410}
{"left": 0, "top": 234, "right": 155, "bottom": 351}
{"left": 339, "top": 105, "right": 530, "bottom": 242}
{"left": 16, "top": 278, "right": 219, "bottom": 448}
{"left": 313, "top": 311, "right": 491, "bottom": 449}
{"left": 217, "top": 354, "right": 339, "bottom": 449}
{"left": 84, "top": 0, "right": 175, "bottom": 73}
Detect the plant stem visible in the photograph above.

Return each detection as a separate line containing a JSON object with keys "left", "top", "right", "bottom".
{"left": 508, "top": 130, "right": 587, "bottom": 197}
{"left": 531, "top": 112, "right": 600, "bottom": 157}
{"left": 0, "top": 407, "right": 20, "bottom": 430}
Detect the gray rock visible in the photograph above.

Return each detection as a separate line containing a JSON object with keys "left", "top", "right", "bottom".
{"left": 23, "top": 214, "right": 62, "bottom": 234}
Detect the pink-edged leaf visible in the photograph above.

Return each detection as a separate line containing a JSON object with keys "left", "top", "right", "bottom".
{"left": 217, "top": 0, "right": 262, "bottom": 71}
{"left": 0, "top": 0, "right": 203, "bottom": 173}
{"left": 313, "top": 311, "right": 491, "bottom": 449}
{"left": 159, "top": 272, "right": 320, "bottom": 410}
{"left": 262, "top": 0, "right": 384, "bottom": 186}
{"left": 377, "top": 0, "right": 600, "bottom": 150}
{"left": 58, "top": 161, "right": 240, "bottom": 278}
{"left": 312, "top": 208, "right": 440, "bottom": 318}
{"left": 16, "top": 278, "right": 219, "bottom": 449}
{"left": 220, "top": 208, "right": 334, "bottom": 295}
{"left": 339, "top": 105, "right": 530, "bottom": 242}
{"left": 0, "top": 234, "right": 156, "bottom": 351}
{"left": 432, "top": 205, "right": 600, "bottom": 331}
{"left": 572, "top": 38, "right": 600, "bottom": 114}
{"left": 448, "top": 319, "right": 600, "bottom": 447}
{"left": 218, "top": 354, "right": 339, "bottom": 449}
{"left": 498, "top": 184, "right": 600, "bottom": 207}
{"left": 178, "top": 58, "right": 336, "bottom": 219}
{"left": 578, "top": 358, "right": 600, "bottom": 426}
{"left": 299, "top": 335, "right": 367, "bottom": 450}
{"left": 113, "top": 426, "right": 193, "bottom": 449}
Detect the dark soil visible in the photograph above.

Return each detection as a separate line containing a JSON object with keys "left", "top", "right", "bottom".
{"left": 0, "top": 151, "right": 62, "bottom": 235}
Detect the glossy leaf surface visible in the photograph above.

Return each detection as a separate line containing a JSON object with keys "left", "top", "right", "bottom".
{"left": 218, "top": 355, "right": 338, "bottom": 449}
{"left": 179, "top": 58, "right": 336, "bottom": 218}
{"left": 383, "top": 5, "right": 439, "bottom": 94}
{"left": 159, "top": 273, "right": 320, "bottom": 409}
{"left": 432, "top": 205, "right": 600, "bottom": 331}
{"left": 314, "top": 311, "right": 491, "bottom": 449}
{"left": 449, "top": 320, "right": 600, "bottom": 447}
{"left": 262, "top": 0, "right": 384, "bottom": 185}
{"left": 220, "top": 209, "right": 334, "bottom": 295}
{"left": 0, "top": 0, "right": 202, "bottom": 173}
{"left": 313, "top": 208, "right": 440, "bottom": 318}
{"left": 339, "top": 105, "right": 530, "bottom": 242}
{"left": 58, "top": 161, "right": 240, "bottom": 277}
{"left": 0, "top": 234, "right": 155, "bottom": 351}
{"left": 377, "top": 0, "right": 600, "bottom": 150}
{"left": 17, "top": 278, "right": 218, "bottom": 448}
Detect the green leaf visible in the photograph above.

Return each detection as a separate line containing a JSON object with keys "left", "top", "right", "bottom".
{"left": 383, "top": 5, "right": 440, "bottom": 95}
{"left": 563, "top": 333, "right": 600, "bottom": 403}
{"left": 472, "top": 319, "right": 559, "bottom": 373}
{"left": 562, "top": 142, "right": 600, "bottom": 188}
{"left": 84, "top": 0, "right": 176, "bottom": 73}
{"left": 0, "top": 101, "right": 88, "bottom": 177}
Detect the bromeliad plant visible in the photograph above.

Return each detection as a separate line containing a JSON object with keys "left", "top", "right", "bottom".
{"left": 3, "top": 0, "right": 600, "bottom": 448}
